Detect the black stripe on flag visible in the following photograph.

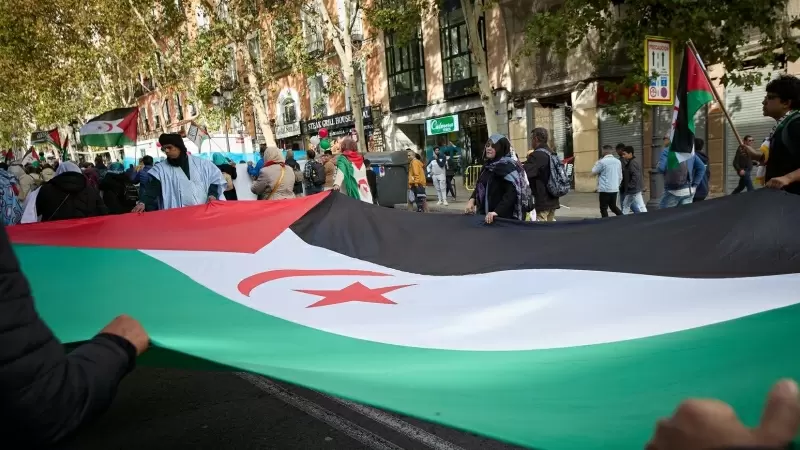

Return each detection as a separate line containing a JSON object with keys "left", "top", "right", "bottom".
{"left": 289, "top": 190, "right": 800, "bottom": 278}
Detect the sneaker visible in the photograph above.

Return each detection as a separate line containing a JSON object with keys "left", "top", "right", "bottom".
{"left": 437, "top": 201, "right": 443, "bottom": 205}
{"left": 443, "top": 201, "right": 449, "bottom": 206}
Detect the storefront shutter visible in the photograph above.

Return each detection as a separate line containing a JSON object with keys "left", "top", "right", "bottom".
{"left": 598, "top": 106, "right": 643, "bottom": 158}
{"left": 551, "top": 107, "right": 566, "bottom": 158}
{"left": 724, "top": 70, "right": 781, "bottom": 193}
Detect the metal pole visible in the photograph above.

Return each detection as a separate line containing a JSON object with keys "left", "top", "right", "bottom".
{"left": 224, "top": 113, "right": 231, "bottom": 154}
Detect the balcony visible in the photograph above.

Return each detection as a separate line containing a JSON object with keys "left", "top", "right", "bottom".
{"left": 444, "top": 77, "right": 478, "bottom": 100}
{"left": 389, "top": 90, "right": 427, "bottom": 112}
{"left": 133, "top": 78, "right": 155, "bottom": 99}
{"left": 307, "top": 36, "right": 323, "bottom": 55}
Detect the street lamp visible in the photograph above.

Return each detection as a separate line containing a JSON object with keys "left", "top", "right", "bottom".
{"left": 211, "top": 88, "right": 234, "bottom": 154}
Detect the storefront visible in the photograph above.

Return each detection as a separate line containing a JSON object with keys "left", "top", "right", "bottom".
{"left": 596, "top": 83, "right": 644, "bottom": 159}
{"left": 302, "top": 109, "right": 375, "bottom": 144}
{"left": 276, "top": 121, "right": 303, "bottom": 150}
{"left": 422, "top": 108, "right": 486, "bottom": 174}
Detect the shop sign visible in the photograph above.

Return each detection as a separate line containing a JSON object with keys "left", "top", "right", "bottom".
{"left": 303, "top": 109, "right": 373, "bottom": 134}
{"left": 276, "top": 122, "right": 301, "bottom": 139}
{"left": 426, "top": 115, "right": 459, "bottom": 136}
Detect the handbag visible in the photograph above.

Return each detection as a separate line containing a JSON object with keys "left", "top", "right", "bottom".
{"left": 264, "top": 167, "right": 285, "bottom": 200}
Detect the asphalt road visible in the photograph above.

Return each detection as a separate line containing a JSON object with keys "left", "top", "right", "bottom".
{"left": 55, "top": 367, "right": 527, "bottom": 450}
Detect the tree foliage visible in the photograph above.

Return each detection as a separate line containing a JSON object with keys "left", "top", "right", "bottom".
{"left": 522, "top": 0, "right": 800, "bottom": 116}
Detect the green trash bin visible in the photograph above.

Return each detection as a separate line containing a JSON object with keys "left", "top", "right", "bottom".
{"left": 363, "top": 151, "right": 409, "bottom": 207}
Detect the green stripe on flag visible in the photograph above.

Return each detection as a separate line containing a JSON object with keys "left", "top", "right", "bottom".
{"left": 17, "top": 244, "right": 800, "bottom": 450}
{"left": 686, "top": 90, "right": 715, "bottom": 135}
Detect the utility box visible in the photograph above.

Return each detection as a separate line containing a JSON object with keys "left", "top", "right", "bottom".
{"left": 363, "top": 151, "right": 409, "bottom": 207}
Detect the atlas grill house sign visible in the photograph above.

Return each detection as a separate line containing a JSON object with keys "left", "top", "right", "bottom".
{"left": 304, "top": 109, "right": 373, "bottom": 135}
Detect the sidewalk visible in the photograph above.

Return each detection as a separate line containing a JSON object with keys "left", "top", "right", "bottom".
{"left": 420, "top": 178, "right": 603, "bottom": 219}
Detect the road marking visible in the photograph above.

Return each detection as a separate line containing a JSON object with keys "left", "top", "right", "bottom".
{"left": 319, "top": 393, "right": 467, "bottom": 450}
{"left": 236, "top": 372, "right": 404, "bottom": 450}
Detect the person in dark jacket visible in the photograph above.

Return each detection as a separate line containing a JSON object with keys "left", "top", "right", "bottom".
{"left": 620, "top": 146, "right": 647, "bottom": 213}
{"left": 35, "top": 162, "right": 108, "bottom": 222}
{"left": 364, "top": 158, "right": 378, "bottom": 204}
{"left": 100, "top": 164, "right": 138, "bottom": 214}
{"left": 732, "top": 134, "right": 755, "bottom": 194}
{"left": 693, "top": 138, "right": 710, "bottom": 202}
{"left": 523, "top": 127, "right": 560, "bottom": 222}
{"left": 0, "top": 223, "right": 149, "bottom": 448}
{"left": 466, "top": 134, "right": 526, "bottom": 223}
{"left": 285, "top": 149, "right": 304, "bottom": 196}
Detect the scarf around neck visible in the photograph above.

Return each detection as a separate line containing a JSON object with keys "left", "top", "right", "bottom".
{"left": 474, "top": 156, "right": 531, "bottom": 220}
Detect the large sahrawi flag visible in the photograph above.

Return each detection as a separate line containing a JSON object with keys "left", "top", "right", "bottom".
{"left": 79, "top": 107, "right": 138, "bottom": 147}
{"left": 9, "top": 191, "right": 800, "bottom": 449}
{"left": 667, "top": 44, "right": 714, "bottom": 169}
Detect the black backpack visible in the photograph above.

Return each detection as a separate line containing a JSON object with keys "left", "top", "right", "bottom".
{"left": 309, "top": 160, "right": 325, "bottom": 186}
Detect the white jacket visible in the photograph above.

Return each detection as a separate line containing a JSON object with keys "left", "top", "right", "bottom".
{"left": 427, "top": 158, "right": 447, "bottom": 177}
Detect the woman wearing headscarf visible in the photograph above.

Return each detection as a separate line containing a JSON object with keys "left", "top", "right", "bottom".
{"left": 212, "top": 152, "right": 238, "bottom": 200}
{"left": 465, "top": 134, "right": 531, "bottom": 224}
{"left": 332, "top": 138, "right": 372, "bottom": 203}
{"left": 21, "top": 161, "right": 108, "bottom": 223}
{"left": 0, "top": 164, "right": 22, "bottom": 225}
{"left": 251, "top": 147, "right": 295, "bottom": 200}
{"left": 40, "top": 164, "right": 56, "bottom": 183}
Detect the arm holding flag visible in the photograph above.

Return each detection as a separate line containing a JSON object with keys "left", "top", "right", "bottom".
{"left": 657, "top": 149, "right": 669, "bottom": 174}
{"left": 0, "top": 224, "right": 148, "bottom": 446}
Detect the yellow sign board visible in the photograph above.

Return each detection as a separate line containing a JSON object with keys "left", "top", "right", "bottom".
{"left": 644, "top": 36, "right": 675, "bottom": 106}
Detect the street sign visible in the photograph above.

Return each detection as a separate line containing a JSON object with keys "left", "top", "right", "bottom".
{"left": 426, "top": 115, "right": 459, "bottom": 136}
{"left": 644, "top": 36, "right": 674, "bottom": 106}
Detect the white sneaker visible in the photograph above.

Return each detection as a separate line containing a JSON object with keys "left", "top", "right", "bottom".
{"left": 437, "top": 201, "right": 443, "bottom": 205}
{"left": 443, "top": 201, "right": 449, "bottom": 206}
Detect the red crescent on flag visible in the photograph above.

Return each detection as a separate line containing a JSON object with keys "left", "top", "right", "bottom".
{"left": 238, "top": 269, "right": 391, "bottom": 296}
{"left": 104, "top": 122, "right": 114, "bottom": 132}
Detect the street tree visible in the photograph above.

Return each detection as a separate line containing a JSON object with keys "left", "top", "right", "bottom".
{"left": 367, "top": 0, "right": 499, "bottom": 135}
{"left": 522, "top": 0, "right": 800, "bottom": 120}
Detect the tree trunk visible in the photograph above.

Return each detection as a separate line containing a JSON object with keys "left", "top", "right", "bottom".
{"left": 460, "top": 0, "right": 498, "bottom": 135}
{"left": 318, "top": 0, "right": 367, "bottom": 153}
{"left": 238, "top": 41, "right": 277, "bottom": 147}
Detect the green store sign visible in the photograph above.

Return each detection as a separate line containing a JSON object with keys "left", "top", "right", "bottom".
{"left": 426, "top": 115, "right": 459, "bottom": 136}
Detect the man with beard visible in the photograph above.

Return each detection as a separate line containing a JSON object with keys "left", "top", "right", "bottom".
{"left": 132, "top": 133, "right": 225, "bottom": 212}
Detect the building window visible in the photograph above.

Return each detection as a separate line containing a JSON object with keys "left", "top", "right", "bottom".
{"left": 140, "top": 107, "right": 149, "bottom": 132}
{"left": 384, "top": 29, "right": 425, "bottom": 99}
{"left": 162, "top": 100, "right": 171, "bottom": 125}
{"left": 152, "top": 104, "right": 161, "bottom": 130}
{"left": 303, "top": 9, "right": 324, "bottom": 53}
{"left": 283, "top": 98, "right": 298, "bottom": 124}
{"left": 248, "top": 34, "right": 262, "bottom": 72}
{"left": 195, "top": 6, "right": 209, "bottom": 29}
{"left": 188, "top": 102, "right": 197, "bottom": 117}
{"left": 227, "top": 46, "right": 238, "bottom": 82}
{"left": 345, "top": 66, "right": 368, "bottom": 111}
{"left": 175, "top": 94, "right": 184, "bottom": 121}
{"left": 272, "top": 18, "right": 291, "bottom": 70}
{"left": 308, "top": 75, "right": 327, "bottom": 118}
{"left": 439, "top": 6, "right": 485, "bottom": 85}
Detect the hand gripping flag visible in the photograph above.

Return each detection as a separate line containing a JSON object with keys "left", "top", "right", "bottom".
{"left": 8, "top": 190, "right": 800, "bottom": 449}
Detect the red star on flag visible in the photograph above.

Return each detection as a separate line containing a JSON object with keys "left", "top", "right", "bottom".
{"left": 295, "top": 282, "right": 414, "bottom": 308}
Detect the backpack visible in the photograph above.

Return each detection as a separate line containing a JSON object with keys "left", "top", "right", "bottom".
{"left": 535, "top": 148, "right": 570, "bottom": 197}
{"left": 309, "top": 160, "right": 325, "bottom": 186}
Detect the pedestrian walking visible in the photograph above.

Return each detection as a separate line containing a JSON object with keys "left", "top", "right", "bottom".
{"left": 592, "top": 145, "right": 623, "bottom": 217}
{"left": 656, "top": 137, "right": 706, "bottom": 208}
{"left": 620, "top": 146, "right": 647, "bottom": 214}
{"left": 523, "top": 128, "right": 560, "bottom": 222}
{"left": 732, "top": 135, "right": 756, "bottom": 194}
{"left": 427, "top": 146, "right": 448, "bottom": 206}
{"left": 408, "top": 152, "right": 427, "bottom": 212}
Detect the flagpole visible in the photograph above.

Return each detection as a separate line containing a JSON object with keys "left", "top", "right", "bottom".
{"left": 686, "top": 40, "right": 744, "bottom": 146}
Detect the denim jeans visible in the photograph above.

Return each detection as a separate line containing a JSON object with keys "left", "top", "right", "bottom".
{"left": 732, "top": 169, "right": 755, "bottom": 194}
{"left": 622, "top": 192, "right": 648, "bottom": 214}
{"left": 660, "top": 190, "right": 694, "bottom": 208}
